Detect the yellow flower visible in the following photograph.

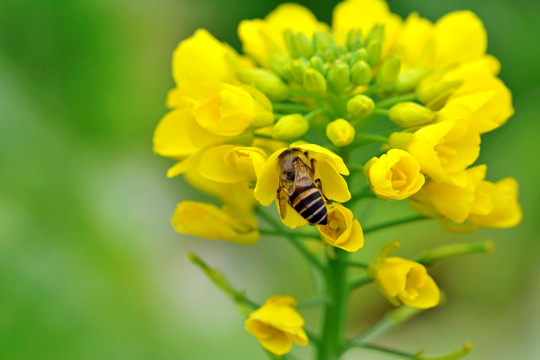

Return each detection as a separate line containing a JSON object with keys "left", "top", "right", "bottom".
{"left": 333, "top": 0, "right": 402, "bottom": 58}
{"left": 245, "top": 295, "right": 308, "bottom": 355}
{"left": 444, "top": 77, "right": 514, "bottom": 133}
{"left": 468, "top": 177, "right": 522, "bottom": 229}
{"left": 193, "top": 83, "right": 274, "bottom": 137}
{"left": 170, "top": 29, "right": 241, "bottom": 101}
{"left": 389, "top": 120, "right": 480, "bottom": 186}
{"left": 396, "top": 10, "right": 487, "bottom": 70}
{"left": 409, "top": 165, "right": 486, "bottom": 224}
{"left": 197, "top": 145, "right": 268, "bottom": 183}
{"left": 317, "top": 203, "right": 364, "bottom": 252}
{"left": 254, "top": 143, "right": 350, "bottom": 228}
{"left": 364, "top": 149, "right": 425, "bottom": 200}
{"left": 238, "top": 3, "right": 327, "bottom": 65}
{"left": 171, "top": 201, "right": 259, "bottom": 245}
{"left": 369, "top": 242, "right": 440, "bottom": 309}
{"left": 184, "top": 170, "right": 256, "bottom": 211}
{"left": 371, "top": 257, "right": 440, "bottom": 308}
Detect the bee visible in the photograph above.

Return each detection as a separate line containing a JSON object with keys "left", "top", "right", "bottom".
{"left": 277, "top": 148, "right": 328, "bottom": 225}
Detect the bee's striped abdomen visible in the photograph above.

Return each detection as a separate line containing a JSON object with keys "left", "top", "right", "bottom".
{"left": 290, "top": 184, "right": 328, "bottom": 225}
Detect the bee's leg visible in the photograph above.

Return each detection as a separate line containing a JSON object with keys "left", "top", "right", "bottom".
{"left": 315, "top": 178, "right": 329, "bottom": 202}
{"left": 310, "top": 158, "right": 317, "bottom": 173}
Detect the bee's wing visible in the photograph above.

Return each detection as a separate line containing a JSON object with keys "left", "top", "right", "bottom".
{"left": 277, "top": 185, "right": 289, "bottom": 220}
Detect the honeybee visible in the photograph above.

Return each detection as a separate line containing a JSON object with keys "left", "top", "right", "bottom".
{"left": 277, "top": 148, "right": 328, "bottom": 225}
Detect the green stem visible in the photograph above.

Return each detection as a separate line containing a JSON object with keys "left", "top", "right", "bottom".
{"left": 305, "top": 107, "right": 330, "bottom": 121}
{"left": 348, "top": 273, "right": 372, "bottom": 291}
{"left": 375, "top": 93, "right": 418, "bottom": 108}
{"left": 349, "top": 133, "right": 388, "bottom": 148}
{"left": 363, "top": 215, "right": 429, "bottom": 235}
{"left": 351, "top": 343, "right": 421, "bottom": 359}
{"left": 350, "top": 306, "right": 423, "bottom": 345}
{"left": 415, "top": 240, "right": 494, "bottom": 266}
{"left": 273, "top": 102, "right": 313, "bottom": 113}
{"left": 255, "top": 207, "right": 324, "bottom": 272}
{"left": 372, "top": 108, "right": 390, "bottom": 116}
{"left": 317, "top": 249, "right": 349, "bottom": 360}
{"left": 187, "top": 253, "right": 258, "bottom": 315}
{"left": 349, "top": 342, "right": 473, "bottom": 360}
{"left": 253, "top": 133, "right": 275, "bottom": 140}
{"left": 346, "top": 260, "right": 370, "bottom": 268}
{"left": 259, "top": 228, "right": 320, "bottom": 240}
{"left": 297, "top": 295, "right": 330, "bottom": 309}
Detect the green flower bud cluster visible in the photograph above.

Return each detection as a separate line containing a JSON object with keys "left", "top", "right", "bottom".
{"left": 276, "top": 25, "right": 392, "bottom": 95}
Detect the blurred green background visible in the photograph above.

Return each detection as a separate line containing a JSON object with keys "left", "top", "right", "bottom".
{"left": 0, "top": 0, "right": 538, "bottom": 359}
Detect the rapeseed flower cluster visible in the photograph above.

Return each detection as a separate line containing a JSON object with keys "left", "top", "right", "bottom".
{"left": 154, "top": 0, "right": 522, "bottom": 357}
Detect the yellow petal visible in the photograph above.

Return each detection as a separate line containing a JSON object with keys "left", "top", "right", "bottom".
{"left": 173, "top": 29, "right": 238, "bottom": 99}
{"left": 278, "top": 201, "right": 309, "bottom": 229}
{"left": 468, "top": 177, "right": 522, "bottom": 228}
{"left": 396, "top": 12, "right": 434, "bottom": 68}
{"left": 254, "top": 148, "right": 287, "bottom": 206}
{"left": 332, "top": 0, "right": 402, "bottom": 57}
{"left": 245, "top": 319, "right": 293, "bottom": 355}
{"left": 153, "top": 109, "right": 199, "bottom": 158}
{"left": 400, "top": 274, "right": 440, "bottom": 309}
{"left": 433, "top": 11, "right": 487, "bottom": 66}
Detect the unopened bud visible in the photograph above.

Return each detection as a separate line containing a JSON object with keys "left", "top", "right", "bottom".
{"left": 388, "top": 132, "right": 414, "bottom": 149}
{"left": 351, "top": 61, "right": 372, "bottom": 86}
{"left": 295, "top": 32, "right": 314, "bottom": 58}
{"left": 313, "top": 30, "right": 332, "bottom": 54}
{"left": 366, "top": 40, "right": 382, "bottom": 67}
{"left": 303, "top": 68, "right": 327, "bottom": 94}
{"left": 273, "top": 114, "right": 310, "bottom": 140}
{"left": 326, "top": 119, "right": 356, "bottom": 147}
{"left": 309, "top": 56, "right": 327, "bottom": 76}
{"left": 323, "top": 48, "right": 337, "bottom": 62}
{"left": 347, "top": 94, "right": 374, "bottom": 119}
{"left": 395, "top": 68, "right": 431, "bottom": 93}
{"left": 290, "top": 59, "right": 308, "bottom": 83}
{"left": 416, "top": 79, "right": 462, "bottom": 110}
{"left": 349, "top": 48, "right": 368, "bottom": 67}
{"left": 376, "top": 54, "right": 401, "bottom": 88}
{"left": 346, "top": 28, "right": 363, "bottom": 50}
{"left": 366, "top": 24, "right": 384, "bottom": 45}
{"left": 283, "top": 29, "right": 300, "bottom": 58}
{"left": 268, "top": 55, "right": 288, "bottom": 77}
{"left": 237, "top": 68, "right": 290, "bottom": 101}
{"left": 328, "top": 61, "right": 350, "bottom": 92}
{"left": 389, "top": 102, "right": 434, "bottom": 127}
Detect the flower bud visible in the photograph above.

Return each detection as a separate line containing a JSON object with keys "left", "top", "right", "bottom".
{"left": 268, "top": 55, "right": 288, "bottom": 77}
{"left": 346, "top": 28, "right": 363, "bottom": 50}
{"left": 349, "top": 48, "right": 368, "bottom": 67}
{"left": 366, "top": 24, "right": 384, "bottom": 45}
{"left": 326, "top": 119, "right": 355, "bottom": 147}
{"left": 313, "top": 30, "right": 332, "bottom": 54}
{"left": 283, "top": 29, "right": 300, "bottom": 58}
{"left": 323, "top": 48, "right": 337, "bottom": 62}
{"left": 347, "top": 94, "right": 374, "bottom": 119}
{"left": 416, "top": 79, "right": 462, "bottom": 109}
{"left": 309, "top": 55, "right": 327, "bottom": 75}
{"left": 351, "top": 60, "right": 372, "bottom": 85}
{"left": 389, "top": 102, "right": 434, "bottom": 127}
{"left": 290, "top": 59, "right": 308, "bottom": 83}
{"left": 328, "top": 61, "right": 350, "bottom": 92}
{"left": 237, "top": 68, "right": 290, "bottom": 102}
{"left": 294, "top": 32, "right": 314, "bottom": 58}
{"left": 366, "top": 40, "right": 382, "bottom": 67}
{"left": 395, "top": 68, "right": 431, "bottom": 93}
{"left": 303, "top": 68, "right": 327, "bottom": 94}
{"left": 272, "top": 114, "right": 310, "bottom": 140}
{"left": 376, "top": 54, "right": 401, "bottom": 88}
